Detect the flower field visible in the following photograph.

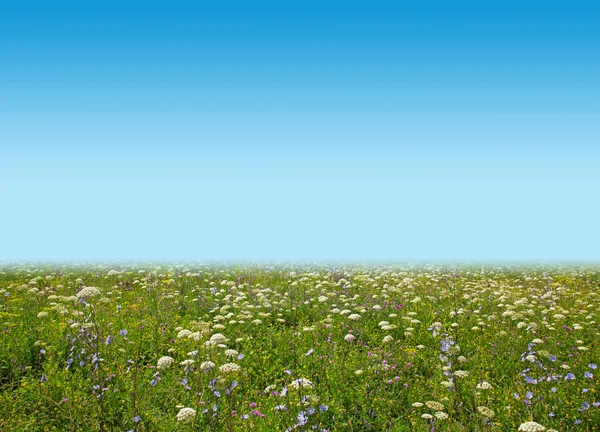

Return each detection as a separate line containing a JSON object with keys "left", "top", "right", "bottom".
{"left": 0, "top": 263, "right": 598, "bottom": 431}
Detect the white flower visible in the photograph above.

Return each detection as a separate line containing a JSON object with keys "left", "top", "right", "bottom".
{"left": 412, "top": 402, "right": 423, "bottom": 408}
{"left": 476, "top": 381, "right": 492, "bottom": 390}
{"left": 219, "top": 363, "right": 241, "bottom": 373}
{"left": 209, "top": 333, "right": 229, "bottom": 344}
{"left": 76, "top": 286, "right": 101, "bottom": 299}
{"left": 348, "top": 314, "right": 361, "bottom": 321}
{"left": 290, "top": 378, "right": 313, "bottom": 390}
{"left": 177, "top": 329, "right": 192, "bottom": 339}
{"left": 224, "top": 349, "right": 239, "bottom": 358}
{"left": 453, "top": 370, "right": 469, "bottom": 378}
{"left": 477, "top": 406, "right": 495, "bottom": 418}
{"left": 434, "top": 411, "right": 448, "bottom": 420}
{"left": 382, "top": 335, "right": 394, "bottom": 344}
{"left": 421, "top": 414, "right": 433, "bottom": 419}
{"left": 37, "top": 311, "right": 48, "bottom": 318}
{"left": 355, "top": 370, "right": 363, "bottom": 375}
{"left": 157, "top": 356, "right": 174, "bottom": 370}
{"left": 176, "top": 407, "right": 196, "bottom": 422}
{"left": 344, "top": 334, "right": 356, "bottom": 342}
{"left": 200, "top": 361, "right": 215, "bottom": 371}
{"left": 180, "top": 359, "right": 195, "bottom": 367}
{"left": 518, "top": 421, "right": 546, "bottom": 432}
{"left": 425, "top": 401, "right": 444, "bottom": 411}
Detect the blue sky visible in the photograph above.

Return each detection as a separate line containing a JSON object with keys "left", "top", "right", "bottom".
{"left": 1, "top": 1, "right": 599, "bottom": 261}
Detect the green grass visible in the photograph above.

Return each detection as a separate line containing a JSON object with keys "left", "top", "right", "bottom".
{"left": 0, "top": 262, "right": 598, "bottom": 431}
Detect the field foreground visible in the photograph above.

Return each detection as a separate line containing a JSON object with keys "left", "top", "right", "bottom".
{"left": 0, "top": 263, "right": 598, "bottom": 431}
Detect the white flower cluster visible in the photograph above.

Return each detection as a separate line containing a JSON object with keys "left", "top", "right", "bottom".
{"left": 219, "top": 362, "right": 241, "bottom": 373}
{"left": 76, "top": 286, "right": 101, "bottom": 299}
{"left": 290, "top": 378, "right": 313, "bottom": 390}
{"left": 518, "top": 421, "right": 546, "bottom": 432}
{"left": 157, "top": 356, "right": 174, "bottom": 370}
{"left": 344, "top": 334, "right": 356, "bottom": 342}
{"left": 205, "top": 333, "right": 229, "bottom": 346}
{"left": 476, "top": 381, "right": 493, "bottom": 390}
{"left": 425, "top": 401, "right": 444, "bottom": 411}
{"left": 200, "top": 361, "right": 215, "bottom": 371}
{"left": 176, "top": 407, "right": 196, "bottom": 422}
{"left": 477, "top": 406, "right": 495, "bottom": 418}
{"left": 224, "top": 349, "right": 239, "bottom": 358}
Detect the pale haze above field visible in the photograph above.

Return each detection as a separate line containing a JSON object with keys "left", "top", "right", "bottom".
{"left": 1, "top": 1, "right": 599, "bottom": 262}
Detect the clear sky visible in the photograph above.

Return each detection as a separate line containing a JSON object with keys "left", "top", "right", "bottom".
{"left": 1, "top": 1, "right": 599, "bottom": 262}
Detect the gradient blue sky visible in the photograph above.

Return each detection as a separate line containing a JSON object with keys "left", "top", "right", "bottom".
{"left": 1, "top": 1, "right": 599, "bottom": 261}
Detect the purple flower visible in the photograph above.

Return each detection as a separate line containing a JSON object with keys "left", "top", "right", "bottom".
{"left": 565, "top": 373, "right": 575, "bottom": 381}
{"left": 133, "top": 415, "right": 141, "bottom": 423}
{"left": 574, "top": 419, "right": 582, "bottom": 425}
{"left": 120, "top": 329, "right": 128, "bottom": 337}
{"left": 237, "top": 353, "right": 245, "bottom": 360}
{"left": 581, "top": 402, "right": 590, "bottom": 410}
{"left": 548, "top": 355, "right": 557, "bottom": 362}
{"left": 275, "top": 404, "right": 287, "bottom": 411}
{"left": 551, "top": 387, "right": 557, "bottom": 393}
{"left": 589, "top": 364, "right": 597, "bottom": 370}
{"left": 525, "top": 391, "right": 533, "bottom": 400}
{"left": 584, "top": 372, "right": 593, "bottom": 379}
{"left": 40, "top": 374, "right": 47, "bottom": 383}
{"left": 320, "top": 404, "right": 329, "bottom": 411}
{"left": 297, "top": 411, "right": 308, "bottom": 425}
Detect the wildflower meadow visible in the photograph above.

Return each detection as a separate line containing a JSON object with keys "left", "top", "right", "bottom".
{"left": 0, "top": 263, "right": 598, "bottom": 431}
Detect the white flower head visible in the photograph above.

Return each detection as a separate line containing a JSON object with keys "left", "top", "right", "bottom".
{"left": 219, "top": 362, "right": 241, "bottom": 373}
{"left": 290, "top": 378, "right": 313, "bottom": 390}
{"left": 176, "top": 407, "right": 196, "bottom": 422}
{"left": 157, "top": 356, "right": 174, "bottom": 370}
{"left": 76, "top": 286, "right": 102, "bottom": 299}
{"left": 518, "top": 421, "right": 546, "bottom": 432}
